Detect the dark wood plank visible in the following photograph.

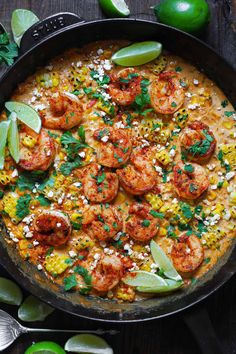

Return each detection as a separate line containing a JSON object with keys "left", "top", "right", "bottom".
{"left": 0, "top": 1, "right": 235, "bottom": 354}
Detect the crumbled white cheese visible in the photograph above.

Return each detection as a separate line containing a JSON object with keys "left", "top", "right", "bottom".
{"left": 226, "top": 171, "right": 235, "bottom": 181}
{"left": 69, "top": 250, "right": 77, "bottom": 258}
{"left": 101, "top": 135, "right": 109, "bottom": 143}
{"left": 37, "top": 264, "right": 43, "bottom": 270}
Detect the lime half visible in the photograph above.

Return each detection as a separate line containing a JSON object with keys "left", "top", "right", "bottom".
{"left": 112, "top": 41, "right": 162, "bottom": 66}
{"left": 18, "top": 295, "right": 54, "bottom": 322}
{"left": 150, "top": 240, "right": 182, "bottom": 282}
{"left": 5, "top": 101, "right": 41, "bottom": 133}
{"left": 25, "top": 341, "right": 66, "bottom": 354}
{"left": 123, "top": 270, "right": 167, "bottom": 287}
{"left": 0, "top": 120, "right": 10, "bottom": 169}
{"left": 99, "top": 0, "right": 130, "bottom": 17}
{"left": 0, "top": 277, "right": 23, "bottom": 305}
{"left": 8, "top": 112, "right": 20, "bottom": 163}
{"left": 65, "top": 334, "right": 113, "bottom": 354}
{"left": 11, "top": 9, "right": 39, "bottom": 46}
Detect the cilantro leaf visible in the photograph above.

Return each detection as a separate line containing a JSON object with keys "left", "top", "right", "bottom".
{"left": 16, "top": 194, "right": 31, "bottom": 220}
{"left": 36, "top": 195, "right": 51, "bottom": 206}
{"left": 0, "top": 32, "right": 18, "bottom": 66}
{"left": 63, "top": 274, "right": 77, "bottom": 291}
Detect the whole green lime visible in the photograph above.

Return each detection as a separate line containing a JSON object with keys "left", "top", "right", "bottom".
{"left": 154, "top": 0, "right": 210, "bottom": 34}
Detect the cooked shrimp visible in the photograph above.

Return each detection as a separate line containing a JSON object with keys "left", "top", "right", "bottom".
{"left": 117, "top": 147, "right": 157, "bottom": 195}
{"left": 92, "top": 255, "right": 124, "bottom": 292}
{"left": 19, "top": 128, "right": 56, "bottom": 171}
{"left": 171, "top": 233, "right": 204, "bottom": 273}
{"left": 93, "top": 127, "right": 132, "bottom": 168}
{"left": 82, "top": 204, "right": 122, "bottom": 241}
{"left": 41, "top": 93, "right": 84, "bottom": 130}
{"left": 180, "top": 121, "right": 216, "bottom": 163}
{"left": 107, "top": 68, "right": 141, "bottom": 106}
{"left": 32, "top": 210, "right": 72, "bottom": 246}
{"left": 125, "top": 203, "right": 160, "bottom": 242}
{"left": 82, "top": 163, "right": 119, "bottom": 203}
{"left": 149, "top": 71, "right": 184, "bottom": 114}
{"left": 173, "top": 162, "right": 209, "bottom": 200}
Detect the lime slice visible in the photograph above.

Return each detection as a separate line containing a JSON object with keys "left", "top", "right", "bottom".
{"left": 150, "top": 240, "right": 182, "bottom": 282}
{"left": 123, "top": 270, "right": 167, "bottom": 287}
{"left": 112, "top": 41, "right": 162, "bottom": 66}
{"left": 65, "top": 334, "right": 113, "bottom": 354}
{"left": 0, "top": 120, "right": 10, "bottom": 169}
{"left": 0, "top": 277, "right": 23, "bottom": 305}
{"left": 137, "top": 279, "right": 184, "bottom": 293}
{"left": 99, "top": 0, "right": 130, "bottom": 17}
{"left": 8, "top": 112, "right": 20, "bottom": 163}
{"left": 25, "top": 341, "right": 65, "bottom": 354}
{"left": 5, "top": 101, "right": 41, "bottom": 133}
{"left": 18, "top": 295, "right": 54, "bottom": 322}
{"left": 11, "top": 9, "right": 39, "bottom": 46}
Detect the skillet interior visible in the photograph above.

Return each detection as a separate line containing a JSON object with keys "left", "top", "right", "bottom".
{"left": 0, "top": 19, "right": 235, "bottom": 322}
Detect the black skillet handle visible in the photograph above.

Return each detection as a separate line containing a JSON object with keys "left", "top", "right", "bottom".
{"left": 183, "top": 306, "right": 224, "bottom": 354}
{"left": 20, "top": 12, "right": 85, "bottom": 54}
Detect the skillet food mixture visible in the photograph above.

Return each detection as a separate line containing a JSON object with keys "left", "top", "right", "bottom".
{"left": 0, "top": 40, "right": 235, "bottom": 302}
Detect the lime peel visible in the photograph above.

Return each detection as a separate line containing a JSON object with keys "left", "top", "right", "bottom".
{"left": 99, "top": 0, "right": 130, "bottom": 17}
{"left": 112, "top": 41, "right": 162, "bottom": 66}
{"left": 8, "top": 112, "right": 20, "bottom": 163}
{"left": 0, "top": 277, "right": 23, "bottom": 305}
{"left": 5, "top": 101, "right": 41, "bottom": 133}
{"left": 24, "top": 341, "right": 66, "bottom": 354}
{"left": 18, "top": 295, "right": 54, "bottom": 322}
{"left": 150, "top": 240, "right": 182, "bottom": 281}
{"left": 11, "top": 9, "right": 39, "bottom": 46}
{"left": 64, "top": 334, "right": 113, "bottom": 354}
{"left": 0, "top": 120, "right": 10, "bottom": 169}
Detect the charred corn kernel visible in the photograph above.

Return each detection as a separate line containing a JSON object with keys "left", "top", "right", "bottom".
{"left": 59, "top": 152, "right": 66, "bottom": 160}
{"left": 202, "top": 228, "right": 226, "bottom": 250}
{"left": 221, "top": 144, "right": 236, "bottom": 167}
{"left": 156, "top": 149, "right": 172, "bottom": 166}
{"left": 207, "top": 190, "right": 217, "bottom": 201}
{"left": 2, "top": 192, "right": 19, "bottom": 223}
{"left": 44, "top": 254, "right": 69, "bottom": 275}
{"left": 145, "top": 194, "right": 163, "bottom": 210}
{"left": 115, "top": 191, "right": 126, "bottom": 204}
{"left": 174, "top": 108, "right": 189, "bottom": 128}
{"left": 148, "top": 55, "right": 167, "bottom": 74}
{"left": 209, "top": 175, "right": 218, "bottom": 184}
{"left": 18, "top": 240, "right": 31, "bottom": 259}
{"left": 36, "top": 72, "right": 60, "bottom": 88}
{"left": 159, "top": 227, "right": 167, "bottom": 236}
{"left": 22, "top": 135, "right": 37, "bottom": 148}
{"left": 116, "top": 284, "right": 135, "bottom": 302}
{"left": 230, "top": 192, "right": 236, "bottom": 205}
{"left": 223, "top": 120, "right": 234, "bottom": 129}
{"left": 71, "top": 212, "right": 82, "bottom": 222}
{"left": 212, "top": 203, "right": 224, "bottom": 216}
{"left": 133, "top": 245, "right": 146, "bottom": 253}
{"left": 0, "top": 171, "right": 12, "bottom": 186}
{"left": 159, "top": 204, "right": 170, "bottom": 213}
{"left": 74, "top": 235, "right": 94, "bottom": 251}
{"left": 63, "top": 200, "right": 74, "bottom": 211}
{"left": 230, "top": 207, "right": 236, "bottom": 218}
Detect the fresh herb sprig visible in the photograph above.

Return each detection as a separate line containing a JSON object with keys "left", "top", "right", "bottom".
{"left": 0, "top": 32, "right": 18, "bottom": 66}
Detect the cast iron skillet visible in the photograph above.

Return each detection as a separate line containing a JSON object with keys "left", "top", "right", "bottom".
{"left": 0, "top": 12, "right": 235, "bottom": 354}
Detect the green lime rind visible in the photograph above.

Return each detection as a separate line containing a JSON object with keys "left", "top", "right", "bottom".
{"left": 0, "top": 120, "right": 10, "bottom": 169}
{"left": 99, "top": 0, "right": 130, "bottom": 17}
{"left": 24, "top": 341, "right": 66, "bottom": 354}
{"left": 0, "top": 277, "right": 23, "bottom": 305}
{"left": 64, "top": 334, "right": 113, "bottom": 354}
{"left": 18, "top": 295, "right": 54, "bottom": 322}
{"left": 137, "top": 279, "right": 184, "bottom": 293}
{"left": 5, "top": 101, "right": 41, "bottom": 133}
{"left": 153, "top": 0, "right": 210, "bottom": 34}
{"left": 112, "top": 41, "right": 162, "bottom": 66}
{"left": 123, "top": 270, "right": 167, "bottom": 288}
{"left": 150, "top": 240, "right": 182, "bottom": 282}
{"left": 11, "top": 9, "right": 39, "bottom": 46}
{"left": 8, "top": 112, "right": 20, "bottom": 163}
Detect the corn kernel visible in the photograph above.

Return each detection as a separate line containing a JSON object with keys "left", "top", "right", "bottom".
{"left": 174, "top": 108, "right": 189, "bottom": 128}
{"left": 116, "top": 284, "right": 135, "bottom": 302}
{"left": 3, "top": 192, "right": 20, "bottom": 223}
{"left": 115, "top": 192, "right": 126, "bottom": 204}
{"left": 212, "top": 203, "right": 224, "bottom": 216}
{"left": 44, "top": 254, "right": 69, "bottom": 275}
{"left": 22, "top": 135, "right": 37, "bottom": 148}
{"left": 73, "top": 235, "right": 94, "bottom": 251}
{"left": 209, "top": 175, "right": 218, "bottom": 185}
{"left": 229, "top": 192, "right": 236, "bottom": 206}
{"left": 156, "top": 149, "right": 172, "bottom": 166}
{"left": 159, "top": 227, "right": 167, "bottom": 236}
{"left": 207, "top": 190, "right": 217, "bottom": 201}
{"left": 0, "top": 171, "right": 12, "bottom": 186}
{"left": 145, "top": 194, "right": 163, "bottom": 210}
{"left": 222, "top": 120, "right": 234, "bottom": 129}
{"left": 71, "top": 212, "right": 82, "bottom": 222}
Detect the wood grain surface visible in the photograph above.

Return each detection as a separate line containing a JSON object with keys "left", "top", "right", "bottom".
{"left": 0, "top": 1, "right": 235, "bottom": 354}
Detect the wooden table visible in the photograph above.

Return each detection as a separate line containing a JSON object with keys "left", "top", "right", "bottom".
{"left": 0, "top": 1, "right": 235, "bottom": 353}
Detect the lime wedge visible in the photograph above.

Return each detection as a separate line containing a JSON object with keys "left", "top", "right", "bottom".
{"left": 8, "top": 112, "right": 20, "bottom": 163}
{"left": 25, "top": 341, "right": 66, "bottom": 354}
{"left": 99, "top": 0, "right": 130, "bottom": 17}
{"left": 0, "top": 120, "right": 10, "bottom": 169}
{"left": 112, "top": 41, "right": 162, "bottom": 66}
{"left": 123, "top": 270, "right": 167, "bottom": 287}
{"left": 18, "top": 295, "right": 54, "bottom": 322}
{"left": 150, "top": 240, "right": 182, "bottom": 282}
{"left": 5, "top": 101, "right": 41, "bottom": 133}
{"left": 137, "top": 279, "right": 184, "bottom": 293}
{"left": 11, "top": 9, "right": 39, "bottom": 46}
{"left": 0, "top": 277, "right": 23, "bottom": 305}
{"left": 65, "top": 334, "right": 113, "bottom": 354}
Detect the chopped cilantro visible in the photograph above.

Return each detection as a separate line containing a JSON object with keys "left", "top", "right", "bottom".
{"left": 204, "top": 257, "right": 211, "bottom": 264}
{"left": 83, "top": 87, "right": 93, "bottom": 95}
{"left": 63, "top": 274, "right": 77, "bottom": 291}
{"left": 167, "top": 225, "right": 177, "bottom": 239}
{"left": 224, "top": 111, "right": 235, "bottom": 117}
{"left": 96, "top": 172, "right": 106, "bottom": 184}
{"left": 221, "top": 100, "right": 228, "bottom": 108}
{"left": 71, "top": 220, "right": 82, "bottom": 230}
{"left": 36, "top": 195, "right": 51, "bottom": 206}
{"left": 184, "top": 164, "right": 194, "bottom": 173}
{"left": 150, "top": 210, "right": 164, "bottom": 219}
{"left": 0, "top": 190, "right": 4, "bottom": 199}
{"left": 103, "top": 224, "right": 110, "bottom": 232}
{"left": 134, "top": 79, "right": 150, "bottom": 112}
{"left": 171, "top": 101, "right": 177, "bottom": 108}
{"left": 97, "top": 215, "right": 105, "bottom": 223}
{"left": 0, "top": 32, "right": 18, "bottom": 66}
{"left": 74, "top": 265, "right": 92, "bottom": 294}
{"left": 141, "top": 219, "right": 150, "bottom": 227}
{"left": 189, "top": 183, "right": 198, "bottom": 193}
{"left": 194, "top": 205, "right": 203, "bottom": 215}
{"left": 16, "top": 194, "right": 31, "bottom": 220}
{"left": 71, "top": 89, "right": 80, "bottom": 96}
{"left": 180, "top": 202, "right": 193, "bottom": 219}
{"left": 179, "top": 79, "right": 187, "bottom": 88}
{"left": 65, "top": 258, "right": 74, "bottom": 265}
{"left": 90, "top": 70, "right": 110, "bottom": 85}
{"left": 78, "top": 125, "right": 85, "bottom": 143}
{"left": 175, "top": 66, "right": 182, "bottom": 72}
{"left": 217, "top": 181, "right": 224, "bottom": 189}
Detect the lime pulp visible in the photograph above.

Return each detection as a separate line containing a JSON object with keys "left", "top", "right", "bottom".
{"left": 0, "top": 121, "right": 10, "bottom": 169}
{"left": 5, "top": 101, "right": 41, "bottom": 133}
{"left": 8, "top": 112, "right": 20, "bottom": 163}
{"left": 123, "top": 270, "right": 167, "bottom": 287}
{"left": 0, "top": 277, "right": 23, "bottom": 305}
{"left": 137, "top": 279, "right": 183, "bottom": 293}
{"left": 99, "top": 0, "right": 130, "bottom": 17}
{"left": 112, "top": 41, "right": 162, "bottom": 66}
{"left": 11, "top": 9, "right": 39, "bottom": 46}
{"left": 18, "top": 295, "right": 54, "bottom": 322}
{"left": 64, "top": 334, "right": 113, "bottom": 354}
